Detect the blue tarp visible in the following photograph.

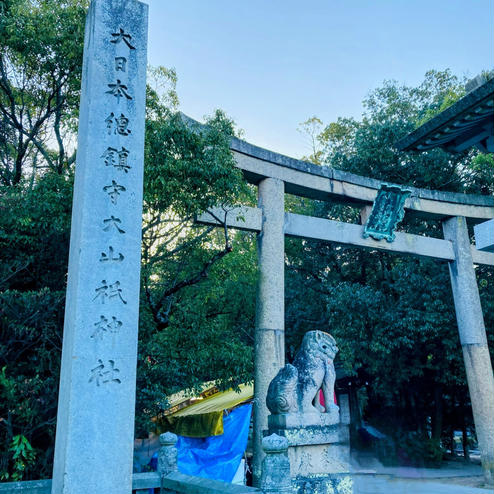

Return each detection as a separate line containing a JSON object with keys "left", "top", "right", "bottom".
{"left": 151, "top": 403, "right": 252, "bottom": 482}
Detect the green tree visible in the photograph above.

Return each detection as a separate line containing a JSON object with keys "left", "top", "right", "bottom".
{"left": 0, "top": 1, "right": 256, "bottom": 479}
{"left": 287, "top": 70, "right": 493, "bottom": 463}
{"left": 0, "top": 0, "right": 89, "bottom": 185}
{"left": 297, "top": 116, "right": 325, "bottom": 165}
{"left": 319, "top": 69, "right": 491, "bottom": 193}
{"left": 135, "top": 76, "right": 255, "bottom": 434}
{"left": 0, "top": 0, "right": 85, "bottom": 473}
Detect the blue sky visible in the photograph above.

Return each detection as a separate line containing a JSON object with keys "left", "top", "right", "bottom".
{"left": 145, "top": 1, "right": 493, "bottom": 159}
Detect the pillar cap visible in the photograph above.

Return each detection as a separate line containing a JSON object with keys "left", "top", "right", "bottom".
{"left": 159, "top": 431, "right": 178, "bottom": 446}
{"left": 262, "top": 433, "right": 288, "bottom": 453}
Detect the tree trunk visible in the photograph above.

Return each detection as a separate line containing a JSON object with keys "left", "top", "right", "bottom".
{"left": 447, "top": 428, "right": 456, "bottom": 457}
{"left": 432, "top": 384, "right": 443, "bottom": 440}
{"left": 462, "top": 421, "right": 470, "bottom": 462}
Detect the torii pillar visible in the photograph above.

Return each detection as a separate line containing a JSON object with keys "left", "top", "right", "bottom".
{"left": 252, "top": 177, "right": 286, "bottom": 485}
{"left": 443, "top": 216, "right": 494, "bottom": 484}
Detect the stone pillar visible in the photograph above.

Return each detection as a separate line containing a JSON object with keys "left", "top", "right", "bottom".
{"left": 158, "top": 432, "right": 179, "bottom": 476}
{"left": 338, "top": 393, "right": 351, "bottom": 426}
{"left": 51, "top": 1, "right": 148, "bottom": 493}
{"left": 260, "top": 435, "right": 291, "bottom": 494}
{"left": 443, "top": 216, "right": 494, "bottom": 484}
{"left": 253, "top": 178, "right": 285, "bottom": 485}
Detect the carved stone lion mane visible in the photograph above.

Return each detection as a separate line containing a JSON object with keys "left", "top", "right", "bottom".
{"left": 266, "top": 330, "right": 338, "bottom": 415}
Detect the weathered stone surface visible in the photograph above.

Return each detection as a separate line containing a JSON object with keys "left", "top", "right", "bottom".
{"left": 232, "top": 150, "right": 494, "bottom": 220}
{"left": 183, "top": 114, "right": 494, "bottom": 211}
{"left": 292, "top": 475, "right": 353, "bottom": 494}
{"left": 272, "top": 423, "right": 351, "bottom": 478}
{"left": 266, "top": 331, "right": 339, "bottom": 421}
{"left": 443, "top": 216, "right": 494, "bottom": 484}
{"left": 262, "top": 433, "right": 289, "bottom": 453}
{"left": 253, "top": 177, "right": 285, "bottom": 485}
{"left": 338, "top": 394, "right": 351, "bottom": 425}
{"left": 268, "top": 410, "right": 340, "bottom": 430}
{"left": 51, "top": 1, "right": 148, "bottom": 493}
{"left": 287, "top": 443, "right": 351, "bottom": 476}
{"left": 462, "top": 343, "right": 494, "bottom": 484}
{"left": 159, "top": 432, "right": 178, "bottom": 475}
{"left": 474, "top": 219, "right": 494, "bottom": 252}
{"left": 163, "top": 471, "right": 262, "bottom": 494}
{"left": 260, "top": 435, "right": 292, "bottom": 494}
{"left": 229, "top": 131, "right": 493, "bottom": 205}
{"left": 197, "top": 206, "right": 494, "bottom": 266}
{"left": 268, "top": 424, "right": 349, "bottom": 447}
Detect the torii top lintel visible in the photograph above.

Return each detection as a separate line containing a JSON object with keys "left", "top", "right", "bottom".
{"left": 181, "top": 114, "right": 493, "bottom": 222}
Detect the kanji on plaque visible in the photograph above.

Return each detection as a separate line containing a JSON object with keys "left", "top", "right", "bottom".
{"left": 91, "top": 315, "right": 123, "bottom": 340}
{"left": 102, "top": 216, "right": 125, "bottom": 234}
{"left": 88, "top": 359, "right": 121, "bottom": 386}
{"left": 103, "top": 180, "right": 126, "bottom": 205}
{"left": 100, "top": 246, "right": 124, "bottom": 263}
{"left": 93, "top": 280, "right": 128, "bottom": 305}
{"left": 114, "top": 56, "right": 127, "bottom": 72}
{"left": 101, "top": 147, "right": 131, "bottom": 172}
{"left": 110, "top": 28, "right": 136, "bottom": 50}
{"left": 105, "top": 113, "right": 131, "bottom": 136}
{"left": 106, "top": 80, "right": 132, "bottom": 102}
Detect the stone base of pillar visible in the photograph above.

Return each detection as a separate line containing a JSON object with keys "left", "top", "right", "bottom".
{"left": 266, "top": 422, "right": 353, "bottom": 494}
{"left": 292, "top": 474, "right": 353, "bottom": 494}
{"left": 268, "top": 408, "right": 340, "bottom": 429}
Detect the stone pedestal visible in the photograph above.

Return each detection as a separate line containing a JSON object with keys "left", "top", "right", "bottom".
{"left": 268, "top": 414, "right": 353, "bottom": 494}
{"left": 268, "top": 409, "right": 340, "bottom": 430}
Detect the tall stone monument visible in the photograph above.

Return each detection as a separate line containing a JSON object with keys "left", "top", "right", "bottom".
{"left": 51, "top": 1, "right": 148, "bottom": 493}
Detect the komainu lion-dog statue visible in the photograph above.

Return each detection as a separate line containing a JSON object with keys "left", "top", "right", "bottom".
{"left": 267, "top": 330, "right": 338, "bottom": 415}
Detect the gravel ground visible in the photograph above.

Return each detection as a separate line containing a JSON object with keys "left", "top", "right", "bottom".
{"left": 438, "top": 475, "right": 491, "bottom": 489}
{"left": 352, "top": 475, "right": 493, "bottom": 494}
{"left": 351, "top": 455, "right": 493, "bottom": 493}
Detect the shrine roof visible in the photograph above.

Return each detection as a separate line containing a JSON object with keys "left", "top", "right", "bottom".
{"left": 396, "top": 76, "right": 494, "bottom": 153}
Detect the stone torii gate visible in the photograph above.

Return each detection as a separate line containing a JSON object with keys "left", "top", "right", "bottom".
{"left": 196, "top": 132, "right": 494, "bottom": 484}
{"left": 51, "top": 2, "right": 492, "bottom": 490}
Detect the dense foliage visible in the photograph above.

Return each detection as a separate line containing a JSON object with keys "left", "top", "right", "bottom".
{"left": 0, "top": 0, "right": 492, "bottom": 480}
{"left": 290, "top": 70, "right": 494, "bottom": 463}
{"left": 0, "top": 0, "right": 254, "bottom": 479}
